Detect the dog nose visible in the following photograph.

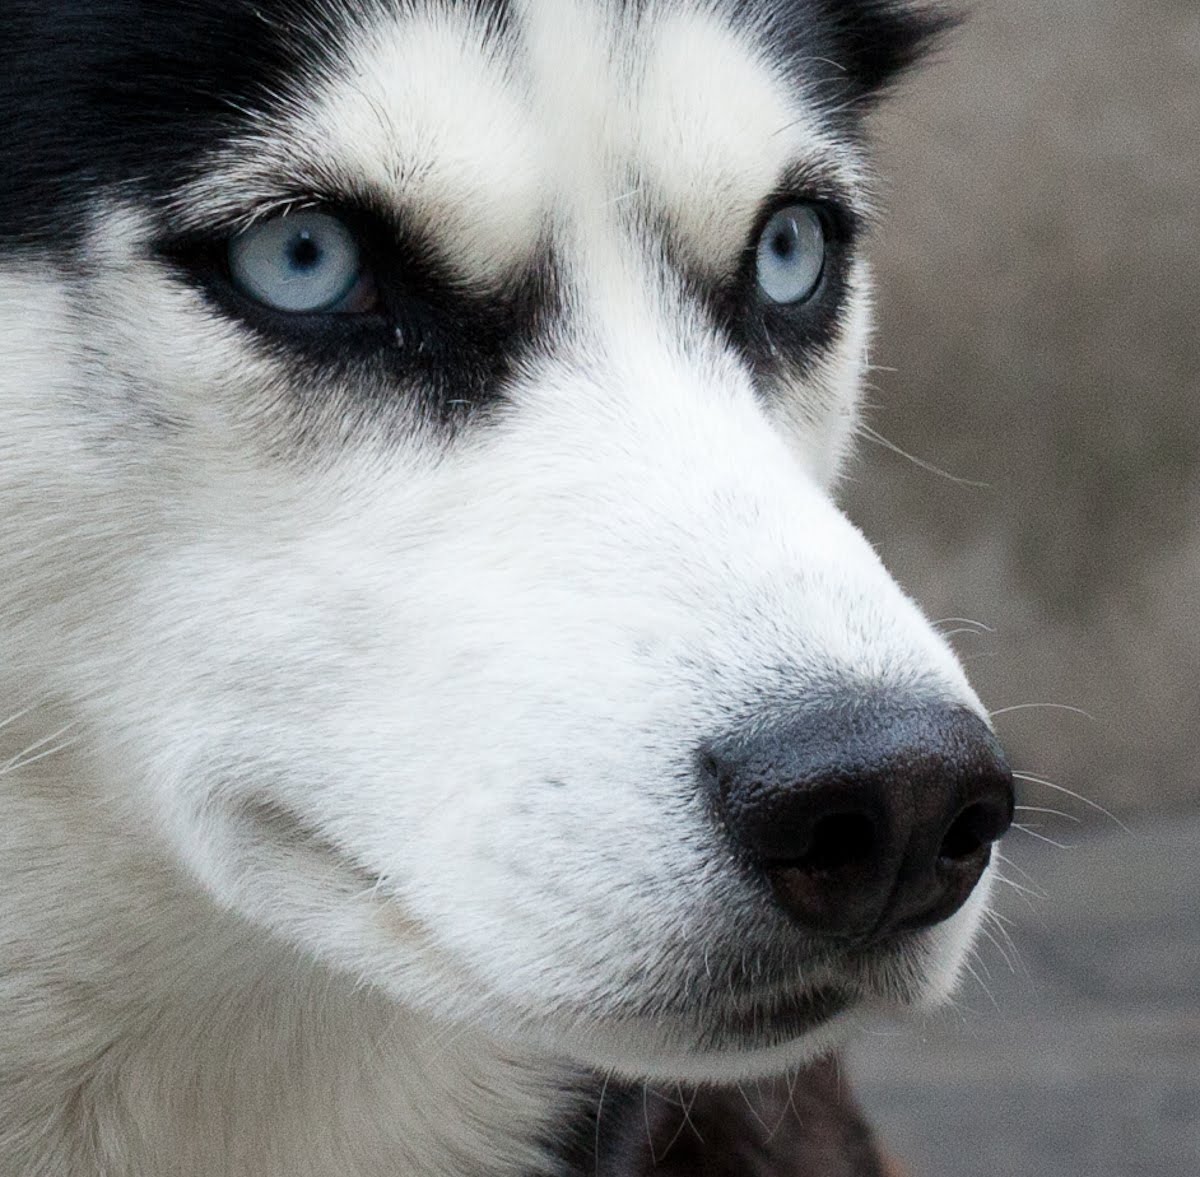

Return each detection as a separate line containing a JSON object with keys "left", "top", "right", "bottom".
{"left": 703, "top": 702, "right": 1014, "bottom": 943}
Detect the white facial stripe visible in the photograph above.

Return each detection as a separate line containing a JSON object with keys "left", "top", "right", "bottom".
{"left": 516, "top": 0, "right": 868, "bottom": 265}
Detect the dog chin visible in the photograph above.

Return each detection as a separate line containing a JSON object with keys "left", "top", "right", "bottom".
{"left": 554, "top": 998, "right": 862, "bottom": 1084}
{"left": 548, "top": 925, "right": 977, "bottom": 1084}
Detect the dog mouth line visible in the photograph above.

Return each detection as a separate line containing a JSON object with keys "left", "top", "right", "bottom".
{"left": 232, "top": 797, "right": 905, "bottom": 1050}
{"left": 596, "top": 982, "right": 855, "bottom": 1055}
{"left": 702, "top": 984, "right": 852, "bottom": 1043}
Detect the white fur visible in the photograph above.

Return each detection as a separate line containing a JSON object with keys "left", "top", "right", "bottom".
{"left": 1, "top": 3, "right": 993, "bottom": 1174}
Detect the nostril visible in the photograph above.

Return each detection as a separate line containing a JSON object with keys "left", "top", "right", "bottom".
{"left": 794, "top": 813, "right": 878, "bottom": 873}
{"left": 939, "top": 799, "right": 1010, "bottom": 864}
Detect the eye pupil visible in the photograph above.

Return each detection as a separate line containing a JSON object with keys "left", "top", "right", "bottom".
{"left": 288, "top": 232, "right": 322, "bottom": 272}
{"left": 771, "top": 227, "right": 795, "bottom": 259}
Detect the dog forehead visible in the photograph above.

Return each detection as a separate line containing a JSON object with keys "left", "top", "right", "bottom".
{"left": 175, "top": 0, "right": 859, "bottom": 286}
{"left": 2, "top": 0, "right": 941, "bottom": 250}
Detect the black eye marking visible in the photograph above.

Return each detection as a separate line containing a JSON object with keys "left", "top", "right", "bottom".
{"left": 159, "top": 197, "right": 562, "bottom": 431}
{"left": 672, "top": 188, "right": 858, "bottom": 389}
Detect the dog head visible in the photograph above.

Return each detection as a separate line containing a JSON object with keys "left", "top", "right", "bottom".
{"left": 0, "top": 0, "right": 1009, "bottom": 1082}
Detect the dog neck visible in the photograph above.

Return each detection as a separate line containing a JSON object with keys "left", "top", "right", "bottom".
{"left": 0, "top": 745, "right": 581, "bottom": 1177}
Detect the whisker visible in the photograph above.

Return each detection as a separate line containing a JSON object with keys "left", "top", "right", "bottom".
{"left": 0, "top": 703, "right": 38, "bottom": 734}
{"left": 764, "top": 1067, "right": 800, "bottom": 1142}
{"left": 594, "top": 1069, "right": 614, "bottom": 1177}
{"left": 643, "top": 1084, "right": 657, "bottom": 1164}
{"left": 785, "top": 1065, "right": 805, "bottom": 1129}
{"left": 968, "top": 945, "right": 994, "bottom": 983}
{"left": 961, "top": 956, "right": 1001, "bottom": 1012}
{"left": 361, "top": 1004, "right": 408, "bottom": 1073}
{"left": 991, "top": 702, "right": 1096, "bottom": 722}
{"left": 1012, "top": 823, "right": 1077, "bottom": 851}
{"left": 658, "top": 1084, "right": 703, "bottom": 1155}
{"left": 735, "top": 1082, "right": 772, "bottom": 1135}
{"left": 655, "top": 1087, "right": 700, "bottom": 1159}
{"left": 994, "top": 851, "right": 1048, "bottom": 896}
{"left": 991, "top": 870, "right": 1044, "bottom": 913}
{"left": 986, "top": 910, "right": 1030, "bottom": 978}
{"left": 2, "top": 723, "right": 80, "bottom": 775}
{"left": 1014, "top": 804, "right": 1082, "bottom": 824}
{"left": 3, "top": 720, "right": 75, "bottom": 762}
{"left": 1013, "top": 772, "right": 1132, "bottom": 834}
{"left": 977, "top": 919, "right": 1018, "bottom": 975}
{"left": 605, "top": 186, "right": 643, "bottom": 207}
{"left": 820, "top": 94, "right": 873, "bottom": 120}
{"left": 856, "top": 424, "right": 991, "bottom": 488}
{"left": 3, "top": 738, "right": 77, "bottom": 775}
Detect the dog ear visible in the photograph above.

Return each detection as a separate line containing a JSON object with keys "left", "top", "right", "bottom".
{"left": 819, "top": 1, "right": 959, "bottom": 102}
{"left": 595, "top": 1056, "right": 894, "bottom": 1176}
{"left": 749, "top": 1, "right": 959, "bottom": 117}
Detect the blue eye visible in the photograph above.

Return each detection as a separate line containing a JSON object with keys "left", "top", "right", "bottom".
{"left": 755, "top": 204, "right": 826, "bottom": 305}
{"left": 229, "top": 212, "right": 364, "bottom": 313}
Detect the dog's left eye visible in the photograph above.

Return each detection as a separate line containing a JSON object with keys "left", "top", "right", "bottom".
{"left": 755, "top": 204, "right": 827, "bottom": 305}
{"left": 228, "top": 212, "right": 370, "bottom": 313}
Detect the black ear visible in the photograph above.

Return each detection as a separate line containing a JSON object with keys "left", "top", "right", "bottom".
{"left": 820, "top": 1, "right": 959, "bottom": 102}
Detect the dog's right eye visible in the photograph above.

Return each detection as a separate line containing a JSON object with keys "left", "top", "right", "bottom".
{"left": 755, "top": 203, "right": 827, "bottom": 306}
{"left": 228, "top": 212, "right": 375, "bottom": 313}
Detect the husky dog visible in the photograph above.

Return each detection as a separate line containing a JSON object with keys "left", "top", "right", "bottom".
{"left": 0, "top": 2, "right": 1012, "bottom": 1174}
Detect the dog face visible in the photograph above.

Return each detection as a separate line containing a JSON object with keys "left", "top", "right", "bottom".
{"left": 0, "top": 0, "right": 1005, "bottom": 1083}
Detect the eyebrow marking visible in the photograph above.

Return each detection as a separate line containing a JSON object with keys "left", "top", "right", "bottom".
{"left": 170, "top": 5, "right": 547, "bottom": 289}
{"left": 622, "top": 8, "right": 870, "bottom": 276}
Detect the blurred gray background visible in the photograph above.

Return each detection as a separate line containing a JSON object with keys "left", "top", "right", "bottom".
{"left": 844, "top": 2, "right": 1199, "bottom": 1174}
{"left": 849, "top": 0, "right": 1199, "bottom": 822}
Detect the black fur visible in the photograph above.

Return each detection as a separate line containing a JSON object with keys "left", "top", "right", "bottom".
{"left": 714, "top": 0, "right": 955, "bottom": 128}
{"left": 555, "top": 1061, "right": 892, "bottom": 1176}
{"left": 160, "top": 202, "right": 561, "bottom": 431}
{"left": 814, "top": 0, "right": 956, "bottom": 104}
{"left": 0, "top": 0, "right": 515, "bottom": 250}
